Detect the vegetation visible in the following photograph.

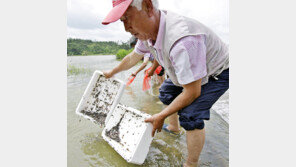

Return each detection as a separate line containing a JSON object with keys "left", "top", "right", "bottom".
{"left": 67, "top": 38, "right": 131, "bottom": 56}
{"left": 67, "top": 64, "right": 90, "bottom": 75}
{"left": 116, "top": 48, "right": 134, "bottom": 60}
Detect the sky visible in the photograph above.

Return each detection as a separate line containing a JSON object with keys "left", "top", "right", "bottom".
{"left": 67, "top": 0, "right": 229, "bottom": 44}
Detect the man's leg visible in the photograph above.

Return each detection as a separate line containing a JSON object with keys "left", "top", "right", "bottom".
{"left": 156, "top": 75, "right": 165, "bottom": 89}
{"left": 179, "top": 69, "right": 229, "bottom": 166}
{"left": 165, "top": 105, "right": 180, "bottom": 132}
{"left": 184, "top": 128, "right": 205, "bottom": 167}
{"left": 159, "top": 79, "right": 183, "bottom": 133}
{"left": 158, "top": 75, "right": 165, "bottom": 85}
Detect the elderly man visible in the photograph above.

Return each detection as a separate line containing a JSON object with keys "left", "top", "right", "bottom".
{"left": 102, "top": 0, "right": 229, "bottom": 166}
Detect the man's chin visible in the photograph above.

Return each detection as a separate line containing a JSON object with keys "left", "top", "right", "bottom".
{"left": 137, "top": 36, "right": 148, "bottom": 41}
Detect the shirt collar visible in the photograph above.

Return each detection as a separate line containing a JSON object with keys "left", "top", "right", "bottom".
{"left": 147, "top": 10, "right": 165, "bottom": 50}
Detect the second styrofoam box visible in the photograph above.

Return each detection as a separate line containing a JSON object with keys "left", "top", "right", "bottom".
{"left": 102, "top": 104, "right": 153, "bottom": 165}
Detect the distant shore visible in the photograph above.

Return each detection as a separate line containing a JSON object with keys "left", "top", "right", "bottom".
{"left": 67, "top": 38, "right": 131, "bottom": 56}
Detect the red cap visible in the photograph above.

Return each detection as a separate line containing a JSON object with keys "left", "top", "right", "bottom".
{"left": 102, "top": 0, "right": 133, "bottom": 25}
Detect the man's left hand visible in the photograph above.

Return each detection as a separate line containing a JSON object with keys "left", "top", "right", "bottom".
{"left": 147, "top": 69, "right": 154, "bottom": 77}
{"left": 144, "top": 113, "right": 166, "bottom": 137}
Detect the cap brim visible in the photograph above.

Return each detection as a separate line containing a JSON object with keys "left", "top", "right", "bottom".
{"left": 102, "top": 0, "right": 133, "bottom": 25}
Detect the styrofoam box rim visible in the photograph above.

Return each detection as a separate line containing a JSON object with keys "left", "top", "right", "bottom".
{"left": 102, "top": 104, "right": 154, "bottom": 165}
{"left": 75, "top": 70, "right": 126, "bottom": 126}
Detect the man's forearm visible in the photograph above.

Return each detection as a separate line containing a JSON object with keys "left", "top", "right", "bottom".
{"left": 159, "top": 90, "right": 198, "bottom": 119}
{"left": 111, "top": 51, "right": 143, "bottom": 75}
{"left": 150, "top": 59, "right": 159, "bottom": 72}
{"left": 159, "top": 79, "right": 202, "bottom": 119}
{"left": 144, "top": 79, "right": 202, "bottom": 136}
{"left": 134, "top": 63, "right": 147, "bottom": 75}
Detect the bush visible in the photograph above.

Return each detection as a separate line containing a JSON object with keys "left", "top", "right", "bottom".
{"left": 116, "top": 48, "right": 133, "bottom": 60}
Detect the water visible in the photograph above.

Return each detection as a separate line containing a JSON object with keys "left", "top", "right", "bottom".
{"left": 67, "top": 55, "right": 229, "bottom": 167}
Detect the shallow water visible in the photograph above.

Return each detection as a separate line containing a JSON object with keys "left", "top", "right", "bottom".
{"left": 67, "top": 55, "right": 229, "bottom": 167}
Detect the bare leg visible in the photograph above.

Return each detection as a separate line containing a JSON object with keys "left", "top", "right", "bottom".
{"left": 166, "top": 112, "right": 180, "bottom": 132}
{"left": 183, "top": 128, "right": 205, "bottom": 167}
{"left": 157, "top": 75, "right": 165, "bottom": 85}
{"left": 156, "top": 75, "right": 164, "bottom": 89}
{"left": 163, "top": 105, "right": 180, "bottom": 132}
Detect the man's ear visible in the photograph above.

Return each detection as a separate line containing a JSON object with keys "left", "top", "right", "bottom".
{"left": 142, "top": 0, "right": 154, "bottom": 17}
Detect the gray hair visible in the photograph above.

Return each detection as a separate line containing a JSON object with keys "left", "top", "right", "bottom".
{"left": 131, "top": 0, "right": 159, "bottom": 11}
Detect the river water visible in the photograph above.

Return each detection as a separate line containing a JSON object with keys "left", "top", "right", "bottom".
{"left": 67, "top": 55, "right": 229, "bottom": 167}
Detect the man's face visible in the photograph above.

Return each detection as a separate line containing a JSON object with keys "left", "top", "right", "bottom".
{"left": 120, "top": 6, "right": 154, "bottom": 41}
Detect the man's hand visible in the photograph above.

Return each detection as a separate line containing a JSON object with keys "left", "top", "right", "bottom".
{"left": 144, "top": 113, "right": 166, "bottom": 137}
{"left": 103, "top": 70, "right": 114, "bottom": 78}
{"left": 131, "top": 72, "right": 137, "bottom": 77}
{"left": 147, "top": 69, "right": 154, "bottom": 77}
{"left": 146, "top": 59, "right": 160, "bottom": 77}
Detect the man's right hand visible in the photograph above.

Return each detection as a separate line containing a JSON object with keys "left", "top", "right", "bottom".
{"left": 131, "top": 72, "right": 137, "bottom": 77}
{"left": 103, "top": 70, "right": 114, "bottom": 78}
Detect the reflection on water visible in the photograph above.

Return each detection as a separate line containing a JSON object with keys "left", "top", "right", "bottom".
{"left": 68, "top": 55, "right": 229, "bottom": 167}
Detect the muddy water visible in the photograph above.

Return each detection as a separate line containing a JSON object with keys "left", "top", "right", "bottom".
{"left": 67, "top": 55, "right": 229, "bottom": 167}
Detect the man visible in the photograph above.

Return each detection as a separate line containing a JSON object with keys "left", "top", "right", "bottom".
{"left": 132, "top": 52, "right": 165, "bottom": 86}
{"left": 102, "top": 0, "right": 229, "bottom": 166}
{"left": 129, "top": 37, "right": 165, "bottom": 92}
{"left": 129, "top": 37, "right": 155, "bottom": 78}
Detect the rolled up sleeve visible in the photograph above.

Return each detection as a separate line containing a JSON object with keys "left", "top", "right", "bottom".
{"left": 134, "top": 40, "right": 150, "bottom": 55}
{"left": 169, "top": 35, "right": 207, "bottom": 85}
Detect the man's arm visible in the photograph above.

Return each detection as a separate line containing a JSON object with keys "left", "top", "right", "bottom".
{"left": 145, "top": 79, "right": 202, "bottom": 136}
{"left": 147, "top": 59, "right": 160, "bottom": 77}
{"left": 103, "top": 50, "right": 144, "bottom": 78}
{"left": 132, "top": 57, "right": 149, "bottom": 76}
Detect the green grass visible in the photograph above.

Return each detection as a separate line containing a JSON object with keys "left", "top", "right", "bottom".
{"left": 116, "top": 48, "right": 134, "bottom": 60}
{"left": 67, "top": 64, "right": 90, "bottom": 75}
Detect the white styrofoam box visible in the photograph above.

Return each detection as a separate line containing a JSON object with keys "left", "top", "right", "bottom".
{"left": 102, "top": 104, "right": 154, "bottom": 165}
{"left": 75, "top": 71, "right": 125, "bottom": 126}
